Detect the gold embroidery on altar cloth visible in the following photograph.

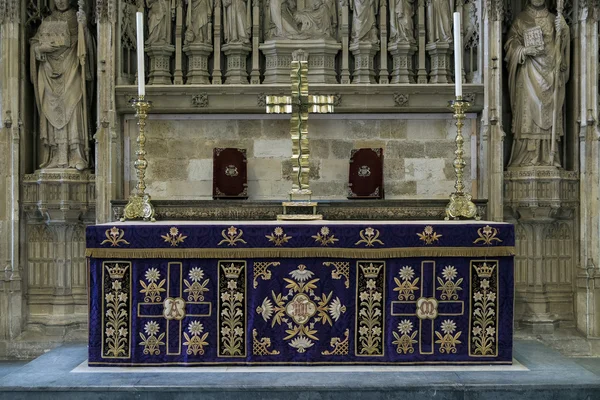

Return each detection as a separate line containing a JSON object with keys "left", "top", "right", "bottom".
{"left": 392, "top": 320, "right": 418, "bottom": 354}
{"left": 265, "top": 227, "right": 292, "bottom": 246}
{"left": 355, "top": 261, "right": 385, "bottom": 356}
{"left": 321, "top": 329, "right": 350, "bottom": 356}
{"left": 435, "top": 319, "right": 462, "bottom": 353}
{"left": 469, "top": 261, "right": 499, "bottom": 357}
{"left": 101, "top": 227, "right": 130, "bottom": 247}
{"left": 218, "top": 226, "right": 248, "bottom": 246}
{"left": 139, "top": 321, "right": 165, "bottom": 355}
{"left": 253, "top": 261, "right": 281, "bottom": 289}
{"left": 355, "top": 227, "right": 384, "bottom": 247}
{"left": 184, "top": 267, "right": 209, "bottom": 302}
{"left": 323, "top": 261, "right": 350, "bottom": 289}
{"left": 183, "top": 321, "right": 209, "bottom": 355}
{"left": 139, "top": 267, "right": 166, "bottom": 303}
{"left": 161, "top": 227, "right": 187, "bottom": 247}
{"left": 256, "top": 264, "right": 346, "bottom": 354}
{"left": 218, "top": 261, "right": 247, "bottom": 357}
{"left": 473, "top": 225, "right": 503, "bottom": 246}
{"left": 436, "top": 266, "right": 463, "bottom": 300}
{"left": 101, "top": 262, "right": 132, "bottom": 359}
{"left": 312, "top": 226, "right": 339, "bottom": 246}
{"left": 252, "top": 329, "right": 280, "bottom": 356}
{"left": 393, "top": 266, "right": 419, "bottom": 300}
{"left": 417, "top": 226, "right": 442, "bottom": 245}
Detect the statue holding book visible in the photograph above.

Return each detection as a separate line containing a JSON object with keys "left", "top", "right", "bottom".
{"left": 30, "top": 0, "right": 94, "bottom": 170}
{"left": 504, "top": 0, "right": 570, "bottom": 167}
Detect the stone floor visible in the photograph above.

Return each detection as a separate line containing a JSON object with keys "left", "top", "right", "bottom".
{"left": 0, "top": 340, "right": 600, "bottom": 399}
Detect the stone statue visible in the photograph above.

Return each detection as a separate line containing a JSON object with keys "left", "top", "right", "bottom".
{"left": 389, "top": 0, "right": 415, "bottom": 44}
{"left": 350, "top": 0, "right": 379, "bottom": 44}
{"left": 504, "top": 0, "right": 570, "bottom": 167}
{"left": 146, "top": 0, "right": 173, "bottom": 45}
{"left": 223, "top": 0, "right": 251, "bottom": 43}
{"left": 266, "top": 0, "right": 336, "bottom": 39}
{"left": 185, "top": 0, "right": 213, "bottom": 44}
{"left": 30, "top": 0, "right": 94, "bottom": 170}
{"left": 426, "top": 0, "right": 452, "bottom": 43}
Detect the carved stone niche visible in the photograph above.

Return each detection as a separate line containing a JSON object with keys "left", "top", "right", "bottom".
{"left": 504, "top": 167, "right": 579, "bottom": 333}
{"left": 21, "top": 169, "right": 96, "bottom": 338}
{"left": 260, "top": 39, "right": 342, "bottom": 84}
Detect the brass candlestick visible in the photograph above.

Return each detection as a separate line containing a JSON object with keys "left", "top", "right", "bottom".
{"left": 445, "top": 97, "right": 479, "bottom": 220}
{"left": 121, "top": 97, "right": 156, "bottom": 222}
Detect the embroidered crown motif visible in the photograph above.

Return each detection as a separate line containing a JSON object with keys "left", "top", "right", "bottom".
{"left": 106, "top": 263, "right": 128, "bottom": 280}
{"left": 222, "top": 263, "right": 244, "bottom": 279}
{"left": 474, "top": 262, "right": 495, "bottom": 278}
{"left": 360, "top": 263, "right": 382, "bottom": 278}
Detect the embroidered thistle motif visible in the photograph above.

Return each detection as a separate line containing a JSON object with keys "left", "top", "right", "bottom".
{"left": 161, "top": 227, "right": 187, "bottom": 247}
{"left": 257, "top": 264, "right": 346, "bottom": 354}
{"left": 139, "top": 321, "right": 165, "bottom": 355}
{"left": 265, "top": 227, "right": 292, "bottom": 246}
{"left": 417, "top": 225, "right": 442, "bottom": 245}
{"left": 218, "top": 262, "right": 246, "bottom": 357}
{"left": 312, "top": 226, "right": 339, "bottom": 246}
{"left": 183, "top": 321, "right": 209, "bottom": 355}
{"left": 322, "top": 329, "right": 350, "bottom": 355}
{"left": 435, "top": 319, "right": 462, "bottom": 354}
{"left": 393, "top": 266, "right": 420, "bottom": 301}
{"left": 101, "top": 226, "right": 130, "bottom": 247}
{"left": 323, "top": 261, "right": 350, "bottom": 289}
{"left": 183, "top": 267, "right": 209, "bottom": 302}
{"left": 436, "top": 265, "right": 463, "bottom": 300}
{"left": 473, "top": 225, "right": 503, "bottom": 245}
{"left": 392, "top": 319, "right": 418, "bottom": 354}
{"left": 252, "top": 329, "right": 280, "bottom": 356}
{"left": 356, "top": 262, "right": 385, "bottom": 356}
{"left": 218, "top": 226, "right": 247, "bottom": 246}
{"left": 471, "top": 261, "right": 497, "bottom": 356}
{"left": 355, "top": 227, "right": 384, "bottom": 247}
{"left": 253, "top": 261, "right": 281, "bottom": 289}
{"left": 139, "top": 267, "right": 166, "bottom": 303}
{"left": 103, "top": 263, "right": 130, "bottom": 358}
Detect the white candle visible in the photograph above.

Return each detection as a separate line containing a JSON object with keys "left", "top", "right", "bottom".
{"left": 136, "top": 12, "right": 145, "bottom": 97}
{"left": 453, "top": 12, "right": 462, "bottom": 98}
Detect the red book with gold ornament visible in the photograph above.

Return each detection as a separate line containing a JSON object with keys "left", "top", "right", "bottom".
{"left": 213, "top": 148, "right": 248, "bottom": 199}
{"left": 347, "top": 148, "right": 384, "bottom": 199}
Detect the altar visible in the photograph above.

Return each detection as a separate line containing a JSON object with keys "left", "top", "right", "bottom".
{"left": 86, "top": 220, "right": 514, "bottom": 366}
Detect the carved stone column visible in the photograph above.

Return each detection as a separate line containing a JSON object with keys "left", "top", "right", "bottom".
{"left": 145, "top": 44, "right": 175, "bottom": 84}
{"left": 504, "top": 168, "right": 579, "bottom": 333}
{"left": 260, "top": 39, "right": 341, "bottom": 84}
{"left": 183, "top": 43, "right": 213, "bottom": 84}
{"left": 388, "top": 42, "right": 417, "bottom": 84}
{"left": 21, "top": 170, "right": 95, "bottom": 343}
{"left": 349, "top": 41, "right": 379, "bottom": 84}
{"left": 426, "top": 41, "right": 452, "bottom": 83}
{"left": 222, "top": 42, "right": 252, "bottom": 84}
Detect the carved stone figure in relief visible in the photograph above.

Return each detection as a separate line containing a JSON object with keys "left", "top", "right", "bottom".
{"left": 29, "top": 0, "right": 94, "bottom": 170}
{"left": 504, "top": 0, "right": 570, "bottom": 167}
{"left": 389, "top": 0, "right": 415, "bottom": 44}
{"left": 223, "top": 0, "right": 251, "bottom": 43}
{"left": 146, "top": 0, "right": 172, "bottom": 45}
{"left": 185, "top": 0, "right": 213, "bottom": 44}
{"left": 266, "top": 0, "right": 336, "bottom": 39}
{"left": 426, "top": 0, "right": 452, "bottom": 43}
{"left": 350, "top": 0, "right": 379, "bottom": 44}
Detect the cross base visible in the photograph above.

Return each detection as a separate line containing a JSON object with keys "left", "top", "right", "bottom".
{"left": 278, "top": 201, "right": 322, "bottom": 221}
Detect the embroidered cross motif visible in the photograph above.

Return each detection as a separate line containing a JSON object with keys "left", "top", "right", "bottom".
{"left": 391, "top": 261, "right": 464, "bottom": 355}
{"left": 138, "top": 262, "right": 212, "bottom": 356}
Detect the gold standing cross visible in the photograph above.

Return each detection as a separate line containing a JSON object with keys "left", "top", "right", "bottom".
{"left": 266, "top": 61, "right": 335, "bottom": 206}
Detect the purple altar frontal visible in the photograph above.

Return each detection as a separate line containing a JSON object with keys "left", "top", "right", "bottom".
{"left": 86, "top": 220, "right": 515, "bottom": 366}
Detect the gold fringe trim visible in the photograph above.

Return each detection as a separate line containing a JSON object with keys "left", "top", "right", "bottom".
{"left": 86, "top": 246, "right": 515, "bottom": 259}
